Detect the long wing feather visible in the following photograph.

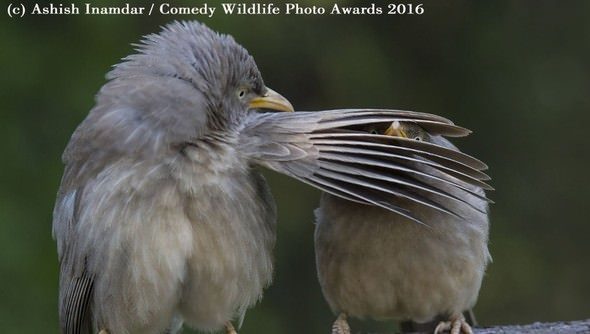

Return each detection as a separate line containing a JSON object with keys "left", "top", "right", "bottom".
{"left": 312, "top": 109, "right": 456, "bottom": 124}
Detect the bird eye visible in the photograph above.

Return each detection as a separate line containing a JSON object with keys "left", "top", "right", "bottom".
{"left": 370, "top": 129, "right": 379, "bottom": 135}
{"left": 414, "top": 136, "right": 422, "bottom": 141}
{"left": 237, "top": 88, "right": 247, "bottom": 99}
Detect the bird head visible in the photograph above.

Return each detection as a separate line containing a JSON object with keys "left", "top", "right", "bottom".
{"left": 383, "top": 121, "right": 430, "bottom": 142}
{"left": 66, "top": 21, "right": 293, "bottom": 167}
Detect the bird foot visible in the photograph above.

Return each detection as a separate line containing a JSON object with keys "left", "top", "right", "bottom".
{"left": 434, "top": 314, "right": 473, "bottom": 334}
{"left": 225, "top": 322, "right": 238, "bottom": 334}
{"left": 331, "top": 313, "right": 351, "bottom": 334}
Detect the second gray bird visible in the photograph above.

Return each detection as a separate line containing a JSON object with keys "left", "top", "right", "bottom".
{"left": 315, "top": 121, "right": 492, "bottom": 334}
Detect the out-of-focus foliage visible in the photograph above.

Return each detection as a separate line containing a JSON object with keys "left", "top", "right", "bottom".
{"left": 1, "top": 1, "right": 589, "bottom": 333}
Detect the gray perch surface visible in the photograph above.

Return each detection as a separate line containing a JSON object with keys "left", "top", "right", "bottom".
{"left": 476, "top": 319, "right": 590, "bottom": 334}
{"left": 393, "top": 319, "right": 590, "bottom": 334}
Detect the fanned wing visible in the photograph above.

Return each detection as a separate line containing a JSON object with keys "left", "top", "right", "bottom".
{"left": 240, "top": 109, "right": 491, "bottom": 225}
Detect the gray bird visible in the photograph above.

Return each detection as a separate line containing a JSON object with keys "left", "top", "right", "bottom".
{"left": 52, "top": 21, "right": 485, "bottom": 334}
{"left": 315, "top": 121, "right": 492, "bottom": 334}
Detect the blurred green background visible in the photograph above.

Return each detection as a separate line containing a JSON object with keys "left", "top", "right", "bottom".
{"left": 1, "top": 0, "right": 589, "bottom": 333}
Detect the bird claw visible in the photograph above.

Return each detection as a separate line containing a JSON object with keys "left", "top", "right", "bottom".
{"left": 331, "top": 313, "right": 351, "bottom": 334}
{"left": 225, "top": 322, "right": 238, "bottom": 334}
{"left": 434, "top": 314, "right": 473, "bottom": 334}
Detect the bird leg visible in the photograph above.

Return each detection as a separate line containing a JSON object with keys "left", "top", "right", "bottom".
{"left": 225, "top": 322, "right": 238, "bottom": 334}
{"left": 434, "top": 313, "right": 473, "bottom": 334}
{"left": 331, "top": 313, "right": 351, "bottom": 334}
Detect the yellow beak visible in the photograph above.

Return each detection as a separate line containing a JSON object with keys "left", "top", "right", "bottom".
{"left": 384, "top": 121, "right": 408, "bottom": 138}
{"left": 249, "top": 87, "right": 294, "bottom": 112}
